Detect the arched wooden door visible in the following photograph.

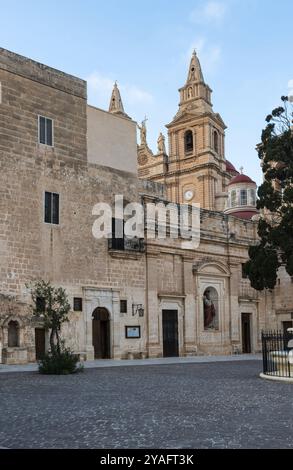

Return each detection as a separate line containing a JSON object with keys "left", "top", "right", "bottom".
{"left": 92, "top": 307, "right": 111, "bottom": 359}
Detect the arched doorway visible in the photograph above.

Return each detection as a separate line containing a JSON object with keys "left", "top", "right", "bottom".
{"left": 92, "top": 307, "right": 111, "bottom": 359}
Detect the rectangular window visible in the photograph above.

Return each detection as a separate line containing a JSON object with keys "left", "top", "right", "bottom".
{"left": 36, "top": 297, "right": 46, "bottom": 313}
{"left": 242, "top": 263, "right": 248, "bottom": 279}
{"left": 120, "top": 300, "right": 127, "bottom": 313}
{"left": 39, "top": 116, "right": 53, "bottom": 146}
{"left": 44, "top": 192, "right": 59, "bottom": 224}
{"left": 240, "top": 189, "right": 247, "bottom": 206}
{"left": 73, "top": 297, "right": 83, "bottom": 311}
{"left": 231, "top": 190, "right": 237, "bottom": 207}
{"left": 111, "top": 218, "right": 125, "bottom": 250}
{"left": 250, "top": 189, "right": 256, "bottom": 206}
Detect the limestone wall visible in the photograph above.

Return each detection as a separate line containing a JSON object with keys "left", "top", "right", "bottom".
{"left": 87, "top": 105, "right": 138, "bottom": 174}
{"left": 1, "top": 48, "right": 292, "bottom": 364}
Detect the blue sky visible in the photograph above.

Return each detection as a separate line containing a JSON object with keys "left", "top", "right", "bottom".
{"left": 1, "top": 0, "right": 292, "bottom": 184}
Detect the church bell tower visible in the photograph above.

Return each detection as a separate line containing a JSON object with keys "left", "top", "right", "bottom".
{"left": 137, "top": 51, "right": 231, "bottom": 211}
{"left": 165, "top": 50, "right": 228, "bottom": 210}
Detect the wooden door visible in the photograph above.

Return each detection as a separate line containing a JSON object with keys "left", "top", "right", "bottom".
{"left": 92, "top": 308, "right": 110, "bottom": 359}
{"left": 162, "top": 310, "right": 179, "bottom": 357}
{"left": 35, "top": 328, "right": 46, "bottom": 360}
{"left": 241, "top": 313, "right": 251, "bottom": 353}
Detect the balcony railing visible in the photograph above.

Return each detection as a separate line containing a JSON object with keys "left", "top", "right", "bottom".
{"left": 108, "top": 237, "right": 145, "bottom": 252}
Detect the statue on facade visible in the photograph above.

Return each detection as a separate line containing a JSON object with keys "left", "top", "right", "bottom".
{"left": 137, "top": 117, "right": 147, "bottom": 147}
{"left": 157, "top": 132, "right": 166, "bottom": 154}
{"left": 203, "top": 290, "right": 216, "bottom": 329}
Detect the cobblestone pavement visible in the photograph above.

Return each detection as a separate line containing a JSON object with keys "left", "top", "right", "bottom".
{"left": 0, "top": 353, "right": 261, "bottom": 373}
{"left": 0, "top": 360, "right": 292, "bottom": 449}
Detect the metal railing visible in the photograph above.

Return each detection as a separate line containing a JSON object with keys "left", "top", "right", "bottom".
{"left": 108, "top": 237, "right": 145, "bottom": 252}
{"left": 261, "top": 330, "right": 293, "bottom": 378}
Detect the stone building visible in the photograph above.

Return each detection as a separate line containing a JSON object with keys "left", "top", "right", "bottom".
{"left": 0, "top": 47, "right": 292, "bottom": 364}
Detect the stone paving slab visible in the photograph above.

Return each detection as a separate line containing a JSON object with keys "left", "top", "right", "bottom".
{"left": 0, "top": 360, "right": 291, "bottom": 449}
{"left": 0, "top": 353, "right": 261, "bottom": 373}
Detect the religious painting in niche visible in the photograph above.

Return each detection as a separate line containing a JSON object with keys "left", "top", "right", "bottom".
{"left": 203, "top": 287, "right": 219, "bottom": 330}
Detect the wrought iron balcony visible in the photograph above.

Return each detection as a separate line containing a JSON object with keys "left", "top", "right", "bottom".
{"left": 108, "top": 236, "right": 145, "bottom": 252}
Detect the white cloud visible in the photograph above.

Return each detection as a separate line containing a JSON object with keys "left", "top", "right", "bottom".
{"left": 121, "top": 84, "right": 153, "bottom": 106}
{"left": 86, "top": 71, "right": 153, "bottom": 110}
{"left": 186, "top": 37, "right": 222, "bottom": 74}
{"left": 190, "top": 1, "right": 227, "bottom": 24}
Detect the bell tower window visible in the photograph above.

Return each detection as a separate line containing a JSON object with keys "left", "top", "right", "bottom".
{"left": 184, "top": 130, "right": 194, "bottom": 154}
{"left": 213, "top": 131, "right": 219, "bottom": 153}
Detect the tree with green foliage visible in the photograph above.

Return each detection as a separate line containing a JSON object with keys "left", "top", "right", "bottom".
{"left": 28, "top": 281, "right": 81, "bottom": 374}
{"left": 29, "top": 280, "right": 71, "bottom": 354}
{"left": 244, "top": 96, "right": 293, "bottom": 290}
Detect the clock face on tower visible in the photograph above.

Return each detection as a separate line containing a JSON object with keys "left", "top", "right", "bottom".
{"left": 184, "top": 190, "right": 194, "bottom": 201}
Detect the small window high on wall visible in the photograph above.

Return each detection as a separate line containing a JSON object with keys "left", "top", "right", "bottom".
{"left": 44, "top": 191, "right": 59, "bottom": 225}
{"left": 39, "top": 116, "right": 53, "bottom": 146}
{"left": 184, "top": 130, "right": 193, "bottom": 154}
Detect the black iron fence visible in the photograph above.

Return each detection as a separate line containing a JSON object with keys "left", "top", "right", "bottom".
{"left": 261, "top": 330, "right": 293, "bottom": 378}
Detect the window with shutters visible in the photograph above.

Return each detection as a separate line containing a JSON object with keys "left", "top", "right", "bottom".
{"left": 44, "top": 191, "right": 59, "bottom": 224}
{"left": 38, "top": 116, "right": 53, "bottom": 146}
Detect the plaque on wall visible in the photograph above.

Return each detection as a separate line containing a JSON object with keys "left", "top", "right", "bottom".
{"left": 125, "top": 326, "right": 141, "bottom": 339}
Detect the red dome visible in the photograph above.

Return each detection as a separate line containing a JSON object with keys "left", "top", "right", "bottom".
{"left": 228, "top": 174, "right": 255, "bottom": 186}
{"left": 226, "top": 160, "right": 239, "bottom": 174}
{"left": 229, "top": 210, "right": 258, "bottom": 220}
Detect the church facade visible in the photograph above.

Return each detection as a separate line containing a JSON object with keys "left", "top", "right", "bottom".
{"left": 0, "top": 47, "right": 292, "bottom": 364}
